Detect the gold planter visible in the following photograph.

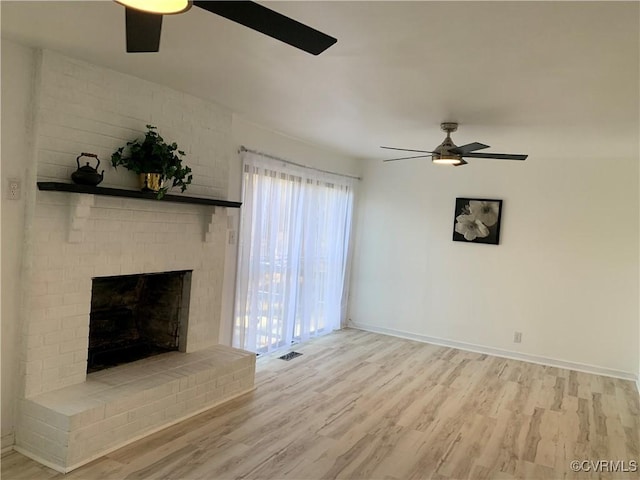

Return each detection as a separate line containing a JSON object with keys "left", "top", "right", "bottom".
{"left": 139, "top": 173, "right": 164, "bottom": 193}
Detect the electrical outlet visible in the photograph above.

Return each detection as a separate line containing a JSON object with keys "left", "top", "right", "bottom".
{"left": 228, "top": 230, "right": 237, "bottom": 245}
{"left": 8, "top": 179, "right": 21, "bottom": 200}
{"left": 513, "top": 331, "right": 522, "bottom": 343}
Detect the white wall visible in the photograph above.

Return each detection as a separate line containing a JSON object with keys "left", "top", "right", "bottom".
{"left": 349, "top": 149, "right": 639, "bottom": 378}
{"left": 218, "top": 116, "right": 362, "bottom": 345}
{"left": 1, "top": 41, "right": 36, "bottom": 449}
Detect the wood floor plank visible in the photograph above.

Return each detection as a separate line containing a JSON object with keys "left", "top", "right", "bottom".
{"left": 474, "top": 408, "right": 523, "bottom": 473}
{"left": 437, "top": 413, "right": 497, "bottom": 479}
{"left": 534, "top": 409, "right": 560, "bottom": 468}
{"left": 0, "top": 451, "right": 59, "bottom": 480}
{"left": 2, "top": 329, "right": 639, "bottom": 480}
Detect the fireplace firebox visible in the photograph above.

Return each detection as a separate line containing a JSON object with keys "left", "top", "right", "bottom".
{"left": 88, "top": 270, "right": 192, "bottom": 373}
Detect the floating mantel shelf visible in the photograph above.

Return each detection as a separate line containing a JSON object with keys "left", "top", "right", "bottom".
{"left": 37, "top": 182, "right": 242, "bottom": 208}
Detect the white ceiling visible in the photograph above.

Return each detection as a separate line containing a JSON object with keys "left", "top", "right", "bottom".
{"left": 1, "top": 1, "right": 639, "bottom": 160}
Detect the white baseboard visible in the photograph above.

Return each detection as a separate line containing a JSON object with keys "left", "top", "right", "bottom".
{"left": 1, "top": 432, "right": 15, "bottom": 455}
{"left": 350, "top": 322, "right": 637, "bottom": 382}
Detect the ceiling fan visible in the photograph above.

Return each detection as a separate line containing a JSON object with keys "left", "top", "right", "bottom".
{"left": 381, "top": 123, "right": 528, "bottom": 166}
{"left": 117, "top": 0, "right": 337, "bottom": 55}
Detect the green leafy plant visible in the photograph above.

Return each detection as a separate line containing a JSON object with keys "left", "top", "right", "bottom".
{"left": 111, "top": 125, "right": 193, "bottom": 198}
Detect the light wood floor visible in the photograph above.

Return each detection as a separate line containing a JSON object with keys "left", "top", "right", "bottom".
{"left": 2, "top": 329, "right": 639, "bottom": 479}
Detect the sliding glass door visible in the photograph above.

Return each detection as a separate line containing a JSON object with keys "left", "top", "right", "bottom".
{"left": 233, "top": 151, "right": 355, "bottom": 354}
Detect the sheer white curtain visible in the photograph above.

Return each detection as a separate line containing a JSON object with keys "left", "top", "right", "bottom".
{"left": 233, "top": 150, "right": 355, "bottom": 354}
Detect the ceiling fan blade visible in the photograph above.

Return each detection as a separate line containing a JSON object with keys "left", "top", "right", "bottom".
{"left": 453, "top": 159, "right": 469, "bottom": 167}
{"left": 449, "top": 142, "right": 490, "bottom": 155}
{"left": 193, "top": 1, "right": 337, "bottom": 55}
{"left": 380, "top": 146, "right": 435, "bottom": 154}
{"left": 383, "top": 155, "right": 433, "bottom": 162}
{"left": 463, "top": 152, "right": 528, "bottom": 161}
{"left": 125, "top": 7, "right": 163, "bottom": 53}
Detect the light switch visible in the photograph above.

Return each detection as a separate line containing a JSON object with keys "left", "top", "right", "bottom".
{"left": 8, "top": 179, "right": 21, "bottom": 200}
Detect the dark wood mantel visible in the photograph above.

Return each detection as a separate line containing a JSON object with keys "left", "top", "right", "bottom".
{"left": 37, "top": 182, "right": 242, "bottom": 208}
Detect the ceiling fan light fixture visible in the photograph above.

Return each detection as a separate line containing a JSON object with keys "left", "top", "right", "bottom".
{"left": 116, "top": 0, "right": 191, "bottom": 14}
{"left": 432, "top": 155, "right": 463, "bottom": 166}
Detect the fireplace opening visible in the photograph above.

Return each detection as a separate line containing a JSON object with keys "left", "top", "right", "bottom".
{"left": 88, "top": 270, "right": 192, "bottom": 373}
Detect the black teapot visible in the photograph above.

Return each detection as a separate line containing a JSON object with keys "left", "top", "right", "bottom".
{"left": 71, "top": 153, "right": 104, "bottom": 186}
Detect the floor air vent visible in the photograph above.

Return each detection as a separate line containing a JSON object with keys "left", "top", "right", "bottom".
{"left": 279, "top": 351, "right": 302, "bottom": 361}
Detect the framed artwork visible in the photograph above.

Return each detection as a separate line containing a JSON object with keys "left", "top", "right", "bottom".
{"left": 452, "top": 198, "right": 503, "bottom": 245}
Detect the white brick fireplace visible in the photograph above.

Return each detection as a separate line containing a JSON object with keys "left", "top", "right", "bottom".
{"left": 14, "top": 50, "right": 255, "bottom": 471}
{"left": 23, "top": 193, "right": 231, "bottom": 397}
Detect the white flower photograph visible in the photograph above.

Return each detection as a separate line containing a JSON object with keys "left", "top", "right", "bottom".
{"left": 452, "top": 198, "right": 503, "bottom": 245}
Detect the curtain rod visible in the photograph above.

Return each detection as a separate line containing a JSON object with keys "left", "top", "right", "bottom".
{"left": 239, "top": 146, "right": 361, "bottom": 180}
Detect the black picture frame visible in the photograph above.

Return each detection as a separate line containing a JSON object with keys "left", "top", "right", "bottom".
{"left": 452, "top": 198, "right": 503, "bottom": 245}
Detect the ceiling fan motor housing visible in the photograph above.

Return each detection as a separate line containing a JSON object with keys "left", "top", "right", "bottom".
{"left": 434, "top": 122, "right": 462, "bottom": 161}
{"left": 440, "top": 122, "right": 458, "bottom": 133}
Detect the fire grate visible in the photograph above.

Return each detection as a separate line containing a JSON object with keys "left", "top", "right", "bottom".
{"left": 278, "top": 351, "right": 303, "bottom": 361}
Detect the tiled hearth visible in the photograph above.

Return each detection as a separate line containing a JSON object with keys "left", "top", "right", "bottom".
{"left": 18, "top": 345, "right": 255, "bottom": 472}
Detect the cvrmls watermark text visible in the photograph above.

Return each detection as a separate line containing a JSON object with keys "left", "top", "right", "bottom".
{"left": 570, "top": 460, "right": 637, "bottom": 473}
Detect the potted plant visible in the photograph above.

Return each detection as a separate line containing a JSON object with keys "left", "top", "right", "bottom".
{"left": 111, "top": 125, "right": 193, "bottom": 199}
